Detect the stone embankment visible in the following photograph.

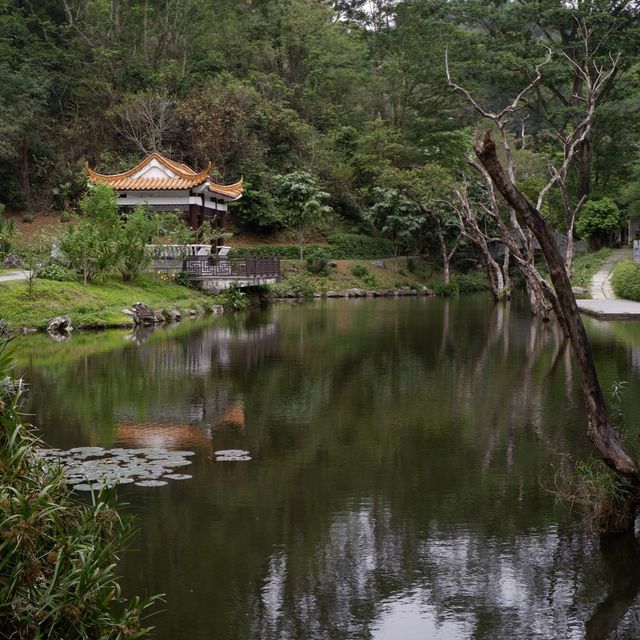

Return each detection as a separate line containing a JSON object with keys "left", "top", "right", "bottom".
{"left": 122, "top": 302, "right": 222, "bottom": 326}
{"left": 275, "top": 286, "right": 434, "bottom": 300}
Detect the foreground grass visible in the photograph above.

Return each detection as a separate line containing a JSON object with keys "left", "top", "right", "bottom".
{"left": 570, "top": 248, "right": 613, "bottom": 292}
{"left": 0, "top": 274, "right": 216, "bottom": 329}
{"left": 0, "top": 339, "right": 159, "bottom": 638}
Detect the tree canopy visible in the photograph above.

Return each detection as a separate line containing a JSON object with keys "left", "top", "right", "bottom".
{"left": 0, "top": 0, "right": 637, "bottom": 248}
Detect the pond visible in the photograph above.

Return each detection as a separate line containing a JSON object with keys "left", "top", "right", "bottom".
{"left": 13, "top": 296, "right": 640, "bottom": 640}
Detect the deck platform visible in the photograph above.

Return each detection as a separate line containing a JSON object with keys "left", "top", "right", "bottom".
{"left": 577, "top": 299, "right": 640, "bottom": 320}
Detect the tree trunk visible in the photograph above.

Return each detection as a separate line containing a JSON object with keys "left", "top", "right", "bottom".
{"left": 298, "top": 226, "right": 304, "bottom": 263}
{"left": 501, "top": 247, "right": 511, "bottom": 299}
{"left": 475, "top": 133, "right": 640, "bottom": 502}
{"left": 435, "top": 221, "right": 450, "bottom": 285}
{"left": 578, "top": 138, "right": 592, "bottom": 200}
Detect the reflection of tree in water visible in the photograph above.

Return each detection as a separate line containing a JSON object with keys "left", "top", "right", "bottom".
{"left": 21, "top": 315, "right": 280, "bottom": 449}
{"left": 245, "top": 505, "right": 640, "bottom": 640}
{"left": 18, "top": 298, "right": 640, "bottom": 639}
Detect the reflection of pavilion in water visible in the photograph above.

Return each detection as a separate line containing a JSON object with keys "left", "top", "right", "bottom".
{"left": 131, "top": 322, "right": 279, "bottom": 375}
{"left": 115, "top": 399, "right": 246, "bottom": 454}
{"left": 114, "top": 321, "right": 278, "bottom": 451}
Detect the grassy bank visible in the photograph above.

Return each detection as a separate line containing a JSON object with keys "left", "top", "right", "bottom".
{"left": 0, "top": 274, "right": 216, "bottom": 330}
{"left": 274, "top": 259, "right": 488, "bottom": 297}
{"left": 570, "top": 248, "right": 613, "bottom": 292}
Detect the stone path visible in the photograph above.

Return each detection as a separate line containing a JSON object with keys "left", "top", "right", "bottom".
{"left": 577, "top": 247, "right": 640, "bottom": 319}
{"left": 589, "top": 247, "right": 629, "bottom": 299}
{"left": 577, "top": 298, "right": 640, "bottom": 319}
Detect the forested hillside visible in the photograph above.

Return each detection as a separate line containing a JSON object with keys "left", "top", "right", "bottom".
{"left": 1, "top": 0, "right": 639, "bottom": 238}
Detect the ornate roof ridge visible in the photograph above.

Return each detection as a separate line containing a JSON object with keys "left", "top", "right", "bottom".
{"left": 85, "top": 153, "right": 211, "bottom": 182}
{"left": 209, "top": 176, "right": 244, "bottom": 199}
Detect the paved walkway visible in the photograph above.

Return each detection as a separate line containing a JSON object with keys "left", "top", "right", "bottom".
{"left": 589, "top": 247, "right": 629, "bottom": 299}
{"left": 0, "top": 270, "right": 30, "bottom": 282}
{"left": 577, "top": 298, "right": 640, "bottom": 319}
{"left": 577, "top": 247, "right": 640, "bottom": 319}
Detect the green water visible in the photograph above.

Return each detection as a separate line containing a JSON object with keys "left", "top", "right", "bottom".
{"left": 15, "top": 296, "right": 640, "bottom": 639}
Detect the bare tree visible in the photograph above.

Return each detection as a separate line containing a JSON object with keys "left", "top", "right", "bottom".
{"left": 451, "top": 180, "right": 511, "bottom": 301}
{"left": 111, "top": 91, "right": 175, "bottom": 155}
{"left": 446, "top": 47, "right": 555, "bottom": 317}
{"left": 447, "top": 22, "right": 640, "bottom": 532}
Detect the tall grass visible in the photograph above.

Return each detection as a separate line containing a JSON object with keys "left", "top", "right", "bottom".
{"left": 0, "top": 331, "right": 160, "bottom": 638}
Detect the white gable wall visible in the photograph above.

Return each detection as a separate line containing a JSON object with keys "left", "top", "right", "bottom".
{"left": 131, "top": 159, "right": 179, "bottom": 180}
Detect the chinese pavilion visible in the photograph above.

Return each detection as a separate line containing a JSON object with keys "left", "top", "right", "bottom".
{"left": 85, "top": 152, "right": 243, "bottom": 229}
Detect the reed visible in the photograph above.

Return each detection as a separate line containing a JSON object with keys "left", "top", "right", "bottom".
{"left": 0, "top": 332, "right": 160, "bottom": 639}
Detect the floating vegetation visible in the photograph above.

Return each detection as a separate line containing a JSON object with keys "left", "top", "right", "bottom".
{"left": 215, "top": 449, "right": 251, "bottom": 462}
{"left": 37, "top": 447, "right": 196, "bottom": 490}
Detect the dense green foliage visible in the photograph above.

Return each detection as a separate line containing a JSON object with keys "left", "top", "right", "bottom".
{"left": 58, "top": 186, "right": 192, "bottom": 284}
{"left": 575, "top": 198, "right": 624, "bottom": 243}
{"left": 0, "top": 336, "right": 158, "bottom": 638}
{"left": 234, "top": 234, "right": 395, "bottom": 259}
{"left": 611, "top": 261, "right": 640, "bottom": 301}
{"left": 0, "top": 0, "right": 637, "bottom": 250}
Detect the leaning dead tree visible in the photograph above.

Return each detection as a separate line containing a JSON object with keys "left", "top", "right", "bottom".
{"left": 447, "top": 23, "right": 640, "bottom": 532}
{"left": 446, "top": 49, "right": 553, "bottom": 317}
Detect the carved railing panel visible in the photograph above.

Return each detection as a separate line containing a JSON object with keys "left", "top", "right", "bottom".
{"left": 183, "top": 256, "right": 280, "bottom": 279}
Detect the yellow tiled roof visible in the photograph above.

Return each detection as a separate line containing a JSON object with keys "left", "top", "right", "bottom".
{"left": 85, "top": 152, "right": 243, "bottom": 198}
{"left": 209, "top": 177, "right": 244, "bottom": 199}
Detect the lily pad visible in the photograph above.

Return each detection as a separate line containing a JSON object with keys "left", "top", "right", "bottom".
{"left": 163, "top": 474, "right": 192, "bottom": 480}
{"left": 215, "top": 449, "right": 250, "bottom": 457}
{"left": 72, "top": 483, "right": 105, "bottom": 492}
{"left": 162, "top": 459, "right": 192, "bottom": 467}
{"left": 135, "top": 480, "right": 168, "bottom": 487}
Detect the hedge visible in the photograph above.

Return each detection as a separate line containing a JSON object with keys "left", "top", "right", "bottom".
{"left": 232, "top": 234, "right": 395, "bottom": 260}
{"left": 611, "top": 260, "right": 640, "bottom": 301}
{"left": 326, "top": 234, "right": 394, "bottom": 259}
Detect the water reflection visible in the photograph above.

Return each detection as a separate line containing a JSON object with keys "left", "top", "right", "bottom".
{"left": 14, "top": 297, "right": 640, "bottom": 639}
{"left": 586, "top": 535, "right": 640, "bottom": 640}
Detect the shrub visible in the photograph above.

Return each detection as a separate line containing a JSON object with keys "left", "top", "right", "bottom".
{"left": 21, "top": 212, "right": 33, "bottom": 223}
{"left": 362, "top": 273, "right": 377, "bottom": 288}
{"left": 454, "top": 272, "right": 489, "bottom": 293}
{"left": 0, "top": 214, "right": 16, "bottom": 258}
{"left": 575, "top": 198, "right": 623, "bottom": 242}
{"left": 326, "top": 233, "right": 394, "bottom": 259}
{"left": 433, "top": 282, "right": 459, "bottom": 297}
{"left": 117, "top": 206, "right": 154, "bottom": 281}
{"left": 59, "top": 211, "right": 71, "bottom": 223}
{"left": 277, "top": 272, "right": 316, "bottom": 298}
{"left": 174, "top": 271, "right": 192, "bottom": 287}
{"left": 219, "top": 283, "right": 247, "bottom": 311}
{"left": 350, "top": 264, "right": 369, "bottom": 278}
{"left": 611, "top": 260, "right": 640, "bottom": 301}
{"left": 306, "top": 247, "right": 331, "bottom": 275}
{"left": 38, "top": 261, "right": 77, "bottom": 282}
{"left": 233, "top": 244, "right": 327, "bottom": 260}
{"left": 232, "top": 234, "right": 395, "bottom": 260}
{"left": 0, "top": 337, "right": 159, "bottom": 638}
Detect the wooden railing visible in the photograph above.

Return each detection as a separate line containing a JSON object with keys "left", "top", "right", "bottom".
{"left": 184, "top": 255, "right": 281, "bottom": 279}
